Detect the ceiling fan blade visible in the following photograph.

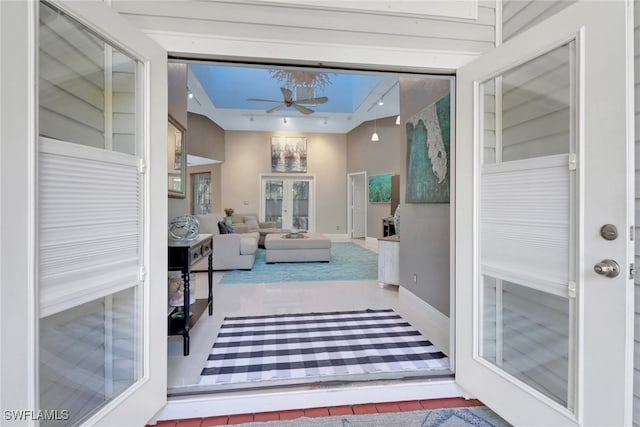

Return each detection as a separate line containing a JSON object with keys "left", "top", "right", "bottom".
{"left": 293, "top": 103, "right": 314, "bottom": 115}
{"left": 247, "top": 98, "right": 281, "bottom": 103}
{"left": 296, "top": 96, "right": 328, "bottom": 105}
{"left": 266, "top": 104, "right": 285, "bottom": 113}
{"left": 280, "top": 87, "right": 294, "bottom": 102}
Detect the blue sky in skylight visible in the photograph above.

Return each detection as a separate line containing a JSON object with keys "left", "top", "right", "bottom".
{"left": 190, "top": 64, "right": 384, "bottom": 113}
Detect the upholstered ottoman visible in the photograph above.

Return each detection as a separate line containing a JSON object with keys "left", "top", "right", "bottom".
{"left": 264, "top": 233, "right": 331, "bottom": 263}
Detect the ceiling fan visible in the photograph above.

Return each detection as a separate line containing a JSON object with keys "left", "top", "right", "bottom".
{"left": 248, "top": 87, "right": 328, "bottom": 115}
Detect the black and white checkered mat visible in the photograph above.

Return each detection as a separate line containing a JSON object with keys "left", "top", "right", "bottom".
{"left": 199, "top": 309, "right": 449, "bottom": 385}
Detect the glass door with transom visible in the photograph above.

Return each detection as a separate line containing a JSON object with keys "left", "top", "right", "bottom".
{"left": 261, "top": 175, "right": 315, "bottom": 231}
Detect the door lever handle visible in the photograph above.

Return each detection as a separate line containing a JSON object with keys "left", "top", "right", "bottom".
{"left": 594, "top": 259, "right": 620, "bottom": 278}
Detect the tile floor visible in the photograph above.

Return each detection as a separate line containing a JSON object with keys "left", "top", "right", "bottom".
{"left": 152, "top": 397, "right": 484, "bottom": 426}
{"left": 167, "top": 237, "right": 451, "bottom": 393}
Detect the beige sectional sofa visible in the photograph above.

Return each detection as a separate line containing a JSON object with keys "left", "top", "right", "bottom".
{"left": 191, "top": 213, "right": 259, "bottom": 271}
{"left": 228, "top": 212, "right": 288, "bottom": 248}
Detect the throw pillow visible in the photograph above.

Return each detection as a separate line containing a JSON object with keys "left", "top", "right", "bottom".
{"left": 243, "top": 215, "right": 259, "bottom": 229}
{"left": 217, "top": 221, "right": 228, "bottom": 234}
{"left": 224, "top": 223, "right": 235, "bottom": 234}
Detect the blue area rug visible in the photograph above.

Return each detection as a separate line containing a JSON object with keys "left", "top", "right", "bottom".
{"left": 219, "top": 242, "right": 378, "bottom": 285}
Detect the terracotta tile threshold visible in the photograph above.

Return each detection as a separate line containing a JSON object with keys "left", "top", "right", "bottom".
{"left": 150, "top": 398, "right": 484, "bottom": 426}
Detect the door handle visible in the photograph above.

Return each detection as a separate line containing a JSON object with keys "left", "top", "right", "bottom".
{"left": 593, "top": 259, "right": 620, "bottom": 278}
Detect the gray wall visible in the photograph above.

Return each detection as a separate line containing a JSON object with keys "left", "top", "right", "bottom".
{"left": 168, "top": 63, "right": 189, "bottom": 220}
{"left": 222, "top": 131, "right": 347, "bottom": 234}
{"left": 398, "top": 78, "right": 452, "bottom": 316}
{"left": 346, "top": 116, "right": 402, "bottom": 239}
{"left": 186, "top": 112, "right": 225, "bottom": 215}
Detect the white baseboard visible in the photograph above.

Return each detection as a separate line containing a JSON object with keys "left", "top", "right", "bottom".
{"left": 365, "top": 236, "right": 378, "bottom": 250}
{"left": 154, "top": 379, "right": 463, "bottom": 422}
{"left": 398, "top": 287, "right": 450, "bottom": 356}
{"left": 323, "top": 233, "right": 349, "bottom": 240}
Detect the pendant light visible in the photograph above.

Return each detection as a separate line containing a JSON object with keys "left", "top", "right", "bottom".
{"left": 371, "top": 118, "right": 379, "bottom": 142}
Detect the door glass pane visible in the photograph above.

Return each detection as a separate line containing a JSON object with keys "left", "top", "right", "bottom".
{"left": 482, "top": 42, "right": 573, "bottom": 164}
{"left": 192, "top": 172, "right": 212, "bottom": 214}
{"left": 39, "top": 2, "right": 138, "bottom": 155}
{"left": 478, "top": 41, "right": 576, "bottom": 411}
{"left": 40, "top": 287, "right": 140, "bottom": 426}
{"left": 482, "top": 277, "right": 571, "bottom": 407}
{"left": 292, "top": 181, "right": 309, "bottom": 230}
{"left": 38, "top": 3, "right": 143, "bottom": 425}
{"left": 265, "top": 180, "right": 283, "bottom": 228}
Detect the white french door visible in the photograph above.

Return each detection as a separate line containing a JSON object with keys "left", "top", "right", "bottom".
{"left": 348, "top": 172, "right": 367, "bottom": 239}
{"left": 1, "top": 1, "right": 167, "bottom": 426}
{"left": 456, "top": 1, "right": 633, "bottom": 426}
{"left": 261, "top": 175, "right": 315, "bottom": 231}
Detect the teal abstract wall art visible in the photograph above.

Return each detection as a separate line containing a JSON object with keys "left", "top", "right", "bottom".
{"left": 406, "top": 93, "right": 451, "bottom": 203}
{"left": 368, "top": 173, "right": 392, "bottom": 203}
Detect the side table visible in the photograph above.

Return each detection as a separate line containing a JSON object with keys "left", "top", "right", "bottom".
{"left": 168, "top": 233, "right": 213, "bottom": 356}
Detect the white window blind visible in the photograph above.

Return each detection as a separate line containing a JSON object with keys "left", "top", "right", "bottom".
{"left": 480, "top": 154, "right": 572, "bottom": 296}
{"left": 39, "top": 139, "right": 141, "bottom": 317}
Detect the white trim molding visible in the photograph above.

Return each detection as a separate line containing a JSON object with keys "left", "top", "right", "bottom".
{"left": 399, "top": 287, "right": 451, "bottom": 356}
{"left": 155, "top": 379, "right": 463, "bottom": 422}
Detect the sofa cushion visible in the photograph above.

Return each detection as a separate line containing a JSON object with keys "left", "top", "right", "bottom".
{"left": 233, "top": 224, "right": 250, "bottom": 234}
{"left": 195, "top": 213, "right": 223, "bottom": 236}
{"left": 224, "top": 223, "right": 235, "bottom": 233}
{"left": 218, "top": 221, "right": 228, "bottom": 234}
{"left": 243, "top": 215, "right": 259, "bottom": 230}
{"left": 239, "top": 236, "right": 258, "bottom": 255}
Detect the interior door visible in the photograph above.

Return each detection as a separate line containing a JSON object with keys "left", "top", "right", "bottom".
{"left": 350, "top": 173, "right": 366, "bottom": 238}
{"left": 1, "top": 1, "right": 167, "bottom": 426}
{"left": 456, "top": 1, "right": 633, "bottom": 426}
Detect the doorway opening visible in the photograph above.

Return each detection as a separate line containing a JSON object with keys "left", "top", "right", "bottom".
{"left": 348, "top": 171, "right": 367, "bottom": 239}
{"left": 167, "top": 59, "right": 456, "bottom": 397}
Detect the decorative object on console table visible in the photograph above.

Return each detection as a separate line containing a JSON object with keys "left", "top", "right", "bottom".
{"left": 169, "top": 214, "right": 200, "bottom": 241}
{"left": 168, "top": 233, "right": 213, "bottom": 356}
{"left": 168, "top": 271, "right": 196, "bottom": 320}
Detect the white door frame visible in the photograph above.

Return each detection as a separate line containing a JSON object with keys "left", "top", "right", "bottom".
{"left": 0, "top": 1, "right": 168, "bottom": 425}
{"left": 347, "top": 171, "right": 367, "bottom": 239}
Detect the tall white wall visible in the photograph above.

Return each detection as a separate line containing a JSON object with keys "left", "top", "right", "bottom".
{"left": 222, "top": 131, "right": 347, "bottom": 234}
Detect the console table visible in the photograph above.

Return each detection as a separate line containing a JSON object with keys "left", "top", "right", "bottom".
{"left": 168, "top": 233, "right": 213, "bottom": 356}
